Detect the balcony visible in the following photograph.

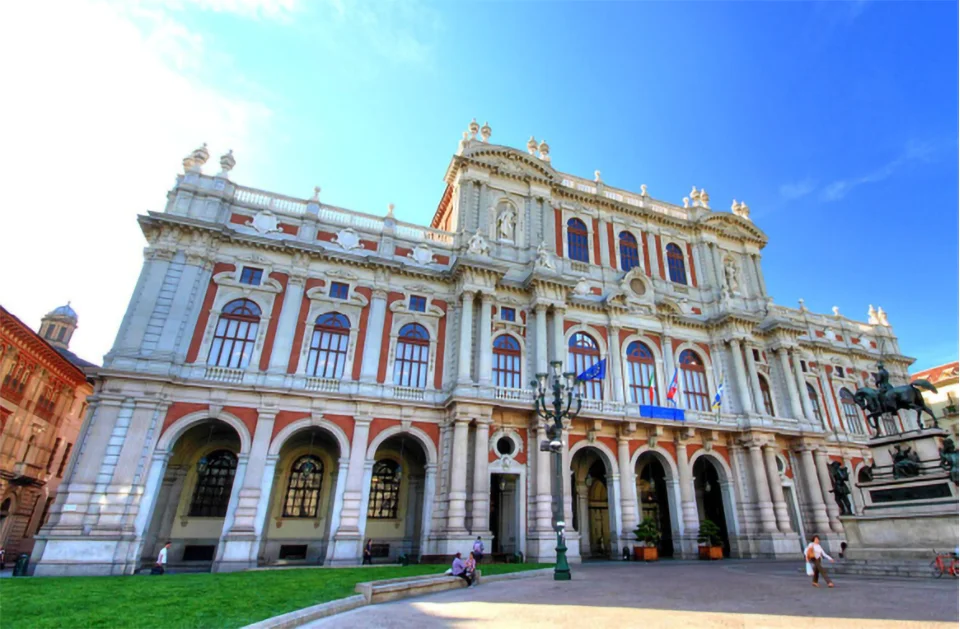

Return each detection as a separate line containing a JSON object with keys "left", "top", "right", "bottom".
{"left": 203, "top": 366, "right": 244, "bottom": 384}
{"left": 11, "top": 461, "right": 44, "bottom": 483}
{"left": 305, "top": 377, "right": 340, "bottom": 393}
{"left": 393, "top": 386, "right": 426, "bottom": 401}
{"left": 494, "top": 387, "right": 534, "bottom": 403}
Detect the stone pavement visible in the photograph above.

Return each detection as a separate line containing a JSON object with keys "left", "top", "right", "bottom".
{"left": 306, "top": 560, "right": 959, "bottom": 628}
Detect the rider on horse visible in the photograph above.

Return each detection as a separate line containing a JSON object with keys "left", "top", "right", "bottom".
{"left": 874, "top": 362, "right": 894, "bottom": 413}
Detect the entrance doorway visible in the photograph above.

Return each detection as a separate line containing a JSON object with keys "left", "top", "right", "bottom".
{"left": 489, "top": 473, "right": 519, "bottom": 555}
{"left": 635, "top": 453, "right": 674, "bottom": 557}
{"left": 693, "top": 456, "right": 730, "bottom": 557}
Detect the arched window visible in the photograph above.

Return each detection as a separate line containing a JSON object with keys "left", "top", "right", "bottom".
{"left": 807, "top": 383, "right": 824, "bottom": 426}
{"left": 758, "top": 375, "right": 776, "bottom": 416}
{"left": 189, "top": 450, "right": 237, "bottom": 517}
{"left": 307, "top": 313, "right": 350, "bottom": 378}
{"left": 679, "top": 349, "right": 709, "bottom": 411}
{"left": 619, "top": 231, "right": 639, "bottom": 271}
{"left": 567, "top": 218, "right": 590, "bottom": 263}
{"left": 568, "top": 332, "right": 602, "bottom": 400}
{"left": 666, "top": 243, "right": 687, "bottom": 285}
{"left": 393, "top": 323, "right": 430, "bottom": 388}
{"left": 626, "top": 341, "right": 657, "bottom": 404}
{"left": 283, "top": 455, "right": 324, "bottom": 518}
{"left": 492, "top": 335, "right": 522, "bottom": 389}
{"left": 207, "top": 299, "right": 261, "bottom": 369}
{"left": 367, "top": 459, "right": 401, "bottom": 519}
{"left": 839, "top": 388, "right": 864, "bottom": 435}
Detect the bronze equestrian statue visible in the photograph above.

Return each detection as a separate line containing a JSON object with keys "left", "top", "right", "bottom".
{"left": 853, "top": 362, "right": 938, "bottom": 434}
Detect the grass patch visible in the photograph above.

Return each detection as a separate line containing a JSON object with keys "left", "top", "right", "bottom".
{"left": 0, "top": 563, "right": 551, "bottom": 629}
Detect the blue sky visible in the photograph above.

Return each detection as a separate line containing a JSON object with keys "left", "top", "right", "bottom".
{"left": 1, "top": 0, "right": 956, "bottom": 370}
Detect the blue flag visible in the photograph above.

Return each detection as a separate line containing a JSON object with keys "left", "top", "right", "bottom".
{"left": 712, "top": 380, "right": 724, "bottom": 412}
{"left": 577, "top": 359, "right": 607, "bottom": 382}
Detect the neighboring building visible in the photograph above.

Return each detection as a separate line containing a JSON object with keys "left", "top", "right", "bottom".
{"left": 912, "top": 362, "right": 959, "bottom": 439}
{"left": 0, "top": 304, "right": 96, "bottom": 559}
{"left": 33, "top": 124, "right": 916, "bottom": 576}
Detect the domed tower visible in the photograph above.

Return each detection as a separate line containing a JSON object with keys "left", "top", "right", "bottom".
{"left": 40, "top": 302, "right": 78, "bottom": 350}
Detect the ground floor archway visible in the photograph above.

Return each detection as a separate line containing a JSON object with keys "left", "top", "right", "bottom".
{"left": 693, "top": 455, "right": 730, "bottom": 557}
{"left": 635, "top": 452, "right": 675, "bottom": 557}
{"left": 570, "top": 446, "right": 617, "bottom": 559}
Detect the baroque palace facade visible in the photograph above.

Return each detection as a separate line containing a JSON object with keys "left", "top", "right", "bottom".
{"left": 33, "top": 122, "right": 916, "bottom": 576}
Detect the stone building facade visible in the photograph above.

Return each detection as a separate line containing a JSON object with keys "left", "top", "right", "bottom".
{"left": 32, "top": 124, "right": 917, "bottom": 576}
{"left": 1, "top": 304, "right": 95, "bottom": 558}
{"left": 911, "top": 362, "right": 959, "bottom": 439}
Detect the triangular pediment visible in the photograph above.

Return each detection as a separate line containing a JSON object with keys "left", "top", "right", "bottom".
{"left": 464, "top": 146, "right": 556, "bottom": 181}
{"left": 699, "top": 213, "right": 767, "bottom": 244}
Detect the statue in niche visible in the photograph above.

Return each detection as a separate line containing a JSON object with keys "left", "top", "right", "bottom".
{"left": 724, "top": 257, "right": 741, "bottom": 294}
{"left": 467, "top": 229, "right": 490, "bottom": 256}
{"left": 828, "top": 461, "right": 854, "bottom": 516}
{"left": 534, "top": 242, "right": 556, "bottom": 271}
{"left": 497, "top": 206, "right": 516, "bottom": 241}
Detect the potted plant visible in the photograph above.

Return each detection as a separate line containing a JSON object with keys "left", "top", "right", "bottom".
{"left": 697, "top": 519, "right": 724, "bottom": 560}
{"left": 633, "top": 517, "right": 661, "bottom": 561}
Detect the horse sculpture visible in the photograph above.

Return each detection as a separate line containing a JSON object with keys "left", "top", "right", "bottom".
{"left": 853, "top": 380, "right": 938, "bottom": 434}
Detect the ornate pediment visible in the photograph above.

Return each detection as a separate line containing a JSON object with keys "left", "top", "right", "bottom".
{"left": 465, "top": 146, "right": 556, "bottom": 181}
{"left": 699, "top": 213, "right": 767, "bottom": 245}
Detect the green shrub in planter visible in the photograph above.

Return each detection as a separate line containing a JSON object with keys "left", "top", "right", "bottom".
{"left": 697, "top": 519, "right": 723, "bottom": 546}
{"left": 634, "top": 518, "right": 662, "bottom": 546}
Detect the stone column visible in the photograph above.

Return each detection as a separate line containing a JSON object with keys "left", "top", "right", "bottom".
{"left": 817, "top": 367, "right": 843, "bottom": 432}
{"left": 598, "top": 219, "right": 611, "bottom": 268}
{"left": 471, "top": 420, "right": 491, "bottom": 534}
{"left": 446, "top": 418, "right": 470, "bottom": 531}
{"left": 155, "top": 254, "right": 208, "bottom": 357}
{"left": 607, "top": 326, "right": 624, "bottom": 403}
{"left": 535, "top": 425, "right": 553, "bottom": 531}
{"left": 712, "top": 244, "right": 726, "bottom": 294}
{"left": 793, "top": 352, "right": 816, "bottom": 423}
{"left": 747, "top": 443, "right": 778, "bottom": 534}
{"left": 777, "top": 348, "right": 805, "bottom": 421}
{"left": 797, "top": 445, "right": 831, "bottom": 535}
{"left": 744, "top": 345, "right": 764, "bottom": 414}
{"left": 814, "top": 449, "right": 844, "bottom": 534}
{"left": 551, "top": 306, "right": 566, "bottom": 368}
{"left": 675, "top": 439, "right": 699, "bottom": 537}
{"left": 331, "top": 417, "right": 371, "bottom": 563}
{"left": 662, "top": 331, "right": 675, "bottom": 388}
{"left": 359, "top": 290, "right": 388, "bottom": 382}
{"left": 729, "top": 339, "right": 753, "bottom": 415}
{"left": 617, "top": 436, "right": 638, "bottom": 538}
{"left": 457, "top": 291, "right": 475, "bottom": 384}
{"left": 535, "top": 304, "right": 549, "bottom": 375}
{"left": 266, "top": 276, "right": 306, "bottom": 372}
{"left": 646, "top": 233, "right": 661, "bottom": 279}
{"left": 762, "top": 444, "right": 792, "bottom": 533}
{"left": 477, "top": 294, "right": 494, "bottom": 386}
{"left": 752, "top": 254, "right": 767, "bottom": 295}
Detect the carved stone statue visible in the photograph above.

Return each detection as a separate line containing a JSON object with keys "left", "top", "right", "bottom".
{"left": 535, "top": 242, "right": 555, "bottom": 271}
{"left": 828, "top": 461, "right": 854, "bottom": 516}
{"left": 890, "top": 445, "right": 922, "bottom": 479}
{"left": 723, "top": 258, "right": 740, "bottom": 294}
{"left": 467, "top": 229, "right": 490, "bottom": 256}
{"left": 497, "top": 208, "right": 516, "bottom": 241}
{"left": 939, "top": 436, "right": 959, "bottom": 485}
{"left": 877, "top": 306, "right": 889, "bottom": 326}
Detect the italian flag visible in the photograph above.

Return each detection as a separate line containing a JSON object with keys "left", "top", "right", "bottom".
{"left": 648, "top": 371, "right": 656, "bottom": 403}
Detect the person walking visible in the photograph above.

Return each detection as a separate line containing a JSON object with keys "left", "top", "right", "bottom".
{"left": 362, "top": 539, "right": 373, "bottom": 565}
{"left": 451, "top": 552, "right": 473, "bottom": 587}
{"left": 472, "top": 536, "right": 485, "bottom": 563}
{"left": 154, "top": 541, "right": 171, "bottom": 575}
{"left": 804, "top": 535, "right": 834, "bottom": 588}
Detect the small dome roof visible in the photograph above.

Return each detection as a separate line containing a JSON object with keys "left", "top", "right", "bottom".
{"left": 47, "top": 302, "right": 78, "bottom": 320}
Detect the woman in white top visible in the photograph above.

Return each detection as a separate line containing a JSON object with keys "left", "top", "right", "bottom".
{"left": 804, "top": 534, "right": 834, "bottom": 588}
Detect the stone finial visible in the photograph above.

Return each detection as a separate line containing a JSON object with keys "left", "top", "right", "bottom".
{"left": 867, "top": 304, "right": 878, "bottom": 324}
{"left": 217, "top": 149, "right": 235, "bottom": 177}
{"left": 699, "top": 188, "right": 710, "bottom": 208}
{"left": 737, "top": 201, "right": 750, "bottom": 219}
{"left": 527, "top": 136, "right": 538, "bottom": 155}
{"left": 468, "top": 118, "right": 480, "bottom": 140}
{"left": 459, "top": 131, "right": 469, "bottom": 151}
{"left": 538, "top": 140, "right": 550, "bottom": 163}
{"left": 594, "top": 170, "right": 602, "bottom": 183}
{"left": 640, "top": 184, "right": 648, "bottom": 197}
{"left": 480, "top": 121, "right": 491, "bottom": 143}
{"left": 798, "top": 298, "right": 807, "bottom": 312}
{"left": 183, "top": 142, "right": 209, "bottom": 173}
{"left": 832, "top": 306, "right": 840, "bottom": 317}
{"left": 877, "top": 306, "right": 889, "bottom": 326}
{"left": 690, "top": 185, "right": 700, "bottom": 201}
{"left": 683, "top": 197, "right": 689, "bottom": 208}
{"left": 731, "top": 199, "right": 739, "bottom": 211}
{"left": 311, "top": 186, "right": 321, "bottom": 202}
{"left": 386, "top": 203, "right": 395, "bottom": 218}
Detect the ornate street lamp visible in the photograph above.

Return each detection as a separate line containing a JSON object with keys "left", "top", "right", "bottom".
{"left": 532, "top": 360, "right": 582, "bottom": 581}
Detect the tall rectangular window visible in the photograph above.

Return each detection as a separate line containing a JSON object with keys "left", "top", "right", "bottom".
{"left": 46, "top": 437, "right": 62, "bottom": 473}
{"left": 239, "top": 267, "right": 263, "bottom": 285}
{"left": 57, "top": 442, "right": 73, "bottom": 478}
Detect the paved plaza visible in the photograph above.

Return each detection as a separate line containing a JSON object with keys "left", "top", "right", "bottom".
{"left": 308, "top": 560, "right": 959, "bottom": 629}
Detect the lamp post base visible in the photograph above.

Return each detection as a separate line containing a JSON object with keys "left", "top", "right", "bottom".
{"left": 554, "top": 531, "right": 572, "bottom": 581}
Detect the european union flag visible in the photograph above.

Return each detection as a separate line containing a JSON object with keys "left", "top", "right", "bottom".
{"left": 577, "top": 359, "right": 607, "bottom": 382}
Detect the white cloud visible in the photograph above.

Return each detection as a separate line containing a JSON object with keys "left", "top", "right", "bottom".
{"left": 0, "top": 0, "right": 274, "bottom": 364}
{"left": 819, "top": 140, "right": 935, "bottom": 202}
{"left": 779, "top": 178, "right": 817, "bottom": 201}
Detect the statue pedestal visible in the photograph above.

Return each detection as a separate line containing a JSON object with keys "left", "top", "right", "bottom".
{"left": 837, "top": 427, "right": 958, "bottom": 575}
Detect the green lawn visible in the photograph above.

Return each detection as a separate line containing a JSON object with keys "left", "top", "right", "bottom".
{"left": 0, "top": 563, "right": 550, "bottom": 629}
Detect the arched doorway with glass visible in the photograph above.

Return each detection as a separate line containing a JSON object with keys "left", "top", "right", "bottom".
{"left": 141, "top": 419, "right": 243, "bottom": 572}
{"left": 489, "top": 431, "right": 525, "bottom": 558}
{"left": 361, "top": 434, "right": 427, "bottom": 563}
{"left": 635, "top": 452, "right": 676, "bottom": 557}
{"left": 261, "top": 426, "right": 342, "bottom": 565}
{"left": 692, "top": 454, "right": 731, "bottom": 557}
{"left": 570, "top": 446, "right": 618, "bottom": 559}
